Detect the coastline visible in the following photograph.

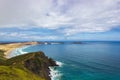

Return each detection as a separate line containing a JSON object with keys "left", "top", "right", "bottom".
{"left": 0, "top": 41, "right": 62, "bottom": 80}
{"left": 0, "top": 41, "right": 39, "bottom": 58}
{"left": 49, "top": 61, "right": 63, "bottom": 80}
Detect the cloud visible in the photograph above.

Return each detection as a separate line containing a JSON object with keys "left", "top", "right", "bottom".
{"left": 0, "top": 0, "right": 120, "bottom": 36}
{"left": 0, "top": 32, "right": 59, "bottom": 40}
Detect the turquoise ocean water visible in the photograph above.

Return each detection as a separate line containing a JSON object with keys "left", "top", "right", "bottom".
{"left": 9, "top": 41, "right": 120, "bottom": 80}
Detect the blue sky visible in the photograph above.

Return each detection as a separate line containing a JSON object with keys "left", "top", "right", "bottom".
{"left": 0, "top": 0, "right": 120, "bottom": 41}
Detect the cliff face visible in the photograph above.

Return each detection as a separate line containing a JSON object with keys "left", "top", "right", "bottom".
{"left": 23, "top": 52, "right": 58, "bottom": 80}
{"left": 0, "top": 51, "right": 57, "bottom": 80}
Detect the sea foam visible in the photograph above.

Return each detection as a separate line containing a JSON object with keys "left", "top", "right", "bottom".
{"left": 49, "top": 61, "right": 63, "bottom": 80}
{"left": 13, "top": 45, "right": 30, "bottom": 56}
{"left": 56, "top": 61, "right": 64, "bottom": 67}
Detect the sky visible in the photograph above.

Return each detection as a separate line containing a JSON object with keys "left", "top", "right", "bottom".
{"left": 0, "top": 0, "right": 120, "bottom": 41}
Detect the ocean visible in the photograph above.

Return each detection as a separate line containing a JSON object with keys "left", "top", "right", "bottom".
{"left": 9, "top": 41, "right": 120, "bottom": 80}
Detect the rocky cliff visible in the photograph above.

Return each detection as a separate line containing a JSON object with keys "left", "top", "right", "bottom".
{"left": 0, "top": 51, "right": 58, "bottom": 80}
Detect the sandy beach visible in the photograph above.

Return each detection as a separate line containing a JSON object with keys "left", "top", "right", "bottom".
{"left": 0, "top": 42, "right": 39, "bottom": 57}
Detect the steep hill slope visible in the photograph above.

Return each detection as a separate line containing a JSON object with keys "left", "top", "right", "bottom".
{"left": 0, "top": 51, "right": 57, "bottom": 80}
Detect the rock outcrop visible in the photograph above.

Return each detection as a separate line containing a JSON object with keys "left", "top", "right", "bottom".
{"left": 0, "top": 51, "right": 57, "bottom": 80}
{"left": 23, "top": 51, "right": 58, "bottom": 80}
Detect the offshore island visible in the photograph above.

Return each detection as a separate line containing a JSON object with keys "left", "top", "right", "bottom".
{"left": 0, "top": 41, "right": 58, "bottom": 80}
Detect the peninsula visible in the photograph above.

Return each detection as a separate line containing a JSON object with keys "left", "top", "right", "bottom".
{"left": 0, "top": 42, "right": 58, "bottom": 80}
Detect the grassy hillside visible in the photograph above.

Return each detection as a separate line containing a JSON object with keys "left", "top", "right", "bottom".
{"left": 0, "top": 66, "right": 44, "bottom": 80}
{"left": 0, "top": 51, "right": 57, "bottom": 80}
{"left": 0, "top": 50, "right": 6, "bottom": 65}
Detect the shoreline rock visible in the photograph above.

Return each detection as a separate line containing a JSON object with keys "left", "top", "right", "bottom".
{"left": 0, "top": 42, "right": 58, "bottom": 80}
{"left": 6, "top": 51, "right": 58, "bottom": 80}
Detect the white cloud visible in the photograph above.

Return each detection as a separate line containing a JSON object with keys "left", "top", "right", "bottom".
{"left": 0, "top": 32, "right": 59, "bottom": 40}
{"left": 0, "top": 0, "right": 120, "bottom": 36}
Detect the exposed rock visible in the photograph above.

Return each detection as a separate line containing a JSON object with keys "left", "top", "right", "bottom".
{"left": 6, "top": 51, "right": 58, "bottom": 80}
{"left": 72, "top": 41, "right": 82, "bottom": 44}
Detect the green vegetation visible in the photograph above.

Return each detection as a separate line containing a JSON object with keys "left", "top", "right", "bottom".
{"left": 0, "top": 51, "right": 57, "bottom": 80}
{"left": 0, "top": 50, "right": 5, "bottom": 57}
{"left": 0, "top": 50, "right": 6, "bottom": 65}
{"left": 0, "top": 66, "right": 44, "bottom": 80}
